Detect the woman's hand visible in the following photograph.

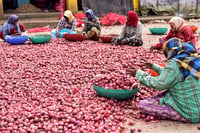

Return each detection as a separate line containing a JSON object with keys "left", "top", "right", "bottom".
{"left": 126, "top": 67, "right": 137, "bottom": 77}
{"left": 149, "top": 45, "right": 156, "bottom": 52}
{"left": 140, "top": 59, "right": 153, "bottom": 69}
{"left": 111, "top": 38, "right": 119, "bottom": 45}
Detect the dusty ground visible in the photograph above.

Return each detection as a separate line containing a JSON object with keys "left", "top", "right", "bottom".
{"left": 101, "top": 21, "right": 200, "bottom": 49}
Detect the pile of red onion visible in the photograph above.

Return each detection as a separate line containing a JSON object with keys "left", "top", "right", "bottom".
{"left": 0, "top": 39, "right": 167, "bottom": 132}
{"left": 93, "top": 73, "right": 139, "bottom": 90}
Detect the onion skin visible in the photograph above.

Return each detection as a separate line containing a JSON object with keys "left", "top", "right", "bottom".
{"left": 0, "top": 38, "right": 166, "bottom": 132}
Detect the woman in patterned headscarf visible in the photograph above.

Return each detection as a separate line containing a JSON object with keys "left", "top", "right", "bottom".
{"left": 112, "top": 11, "right": 143, "bottom": 46}
{"left": 150, "top": 16, "right": 196, "bottom": 50}
{"left": 0, "top": 14, "right": 25, "bottom": 40}
{"left": 127, "top": 38, "right": 200, "bottom": 123}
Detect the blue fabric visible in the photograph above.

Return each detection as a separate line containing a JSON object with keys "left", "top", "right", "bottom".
{"left": 86, "top": 9, "right": 96, "bottom": 21}
{"left": 163, "top": 38, "right": 200, "bottom": 79}
{"left": 0, "top": 14, "right": 21, "bottom": 38}
{"left": 51, "top": 29, "right": 76, "bottom": 38}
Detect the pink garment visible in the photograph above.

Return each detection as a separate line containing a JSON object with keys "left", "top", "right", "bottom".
{"left": 138, "top": 91, "right": 188, "bottom": 122}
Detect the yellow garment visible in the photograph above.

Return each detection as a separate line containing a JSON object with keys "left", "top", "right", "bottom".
{"left": 64, "top": 10, "right": 74, "bottom": 23}
{"left": 87, "top": 27, "right": 101, "bottom": 41}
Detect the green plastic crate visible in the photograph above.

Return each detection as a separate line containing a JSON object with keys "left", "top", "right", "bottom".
{"left": 149, "top": 28, "right": 168, "bottom": 35}
{"left": 93, "top": 84, "right": 138, "bottom": 100}
{"left": 29, "top": 35, "right": 51, "bottom": 44}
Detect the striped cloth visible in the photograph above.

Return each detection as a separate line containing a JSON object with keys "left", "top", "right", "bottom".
{"left": 163, "top": 38, "right": 200, "bottom": 79}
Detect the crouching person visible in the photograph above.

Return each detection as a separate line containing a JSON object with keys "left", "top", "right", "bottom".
{"left": 82, "top": 9, "right": 101, "bottom": 41}
{"left": 112, "top": 11, "right": 143, "bottom": 46}
{"left": 0, "top": 14, "right": 26, "bottom": 40}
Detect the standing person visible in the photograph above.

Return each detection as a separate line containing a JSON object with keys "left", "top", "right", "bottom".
{"left": 112, "top": 11, "right": 143, "bottom": 46}
{"left": 150, "top": 16, "right": 196, "bottom": 50}
{"left": 0, "top": 14, "right": 25, "bottom": 40}
{"left": 127, "top": 38, "right": 200, "bottom": 123}
{"left": 44, "top": 0, "right": 57, "bottom": 13}
{"left": 56, "top": 10, "right": 77, "bottom": 37}
{"left": 82, "top": 9, "right": 101, "bottom": 41}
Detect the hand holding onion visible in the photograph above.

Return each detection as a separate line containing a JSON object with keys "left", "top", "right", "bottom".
{"left": 140, "top": 58, "right": 153, "bottom": 69}
{"left": 126, "top": 67, "right": 137, "bottom": 77}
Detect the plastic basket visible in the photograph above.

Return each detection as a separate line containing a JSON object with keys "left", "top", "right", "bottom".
{"left": 93, "top": 84, "right": 138, "bottom": 100}
{"left": 149, "top": 28, "right": 168, "bottom": 35}
{"left": 63, "top": 34, "right": 86, "bottom": 41}
{"left": 29, "top": 34, "right": 51, "bottom": 44}
{"left": 100, "top": 34, "right": 118, "bottom": 43}
{"left": 5, "top": 35, "right": 28, "bottom": 45}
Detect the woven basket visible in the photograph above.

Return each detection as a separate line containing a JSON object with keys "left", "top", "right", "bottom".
{"left": 29, "top": 34, "right": 51, "bottom": 44}
{"left": 93, "top": 84, "right": 138, "bottom": 100}
{"left": 63, "top": 34, "right": 86, "bottom": 41}
{"left": 149, "top": 28, "right": 168, "bottom": 35}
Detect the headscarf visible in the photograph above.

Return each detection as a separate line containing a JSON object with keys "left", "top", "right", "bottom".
{"left": 163, "top": 38, "right": 200, "bottom": 79}
{"left": 64, "top": 10, "right": 74, "bottom": 23}
{"left": 86, "top": 9, "right": 96, "bottom": 21}
{"left": 168, "top": 17, "right": 186, "bottom": 32}
{"left": 0, "top": 14, "right": 20, "bottom": 35}
{"left": 126, "top": 11, "right": 138, "bottom": 27}
{"left": 8, "top": 14, "right": 19, "bottom": 24}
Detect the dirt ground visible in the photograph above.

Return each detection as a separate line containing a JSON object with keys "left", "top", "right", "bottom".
{"left": 101, "top": 21, "right": 200, "bottom": 49}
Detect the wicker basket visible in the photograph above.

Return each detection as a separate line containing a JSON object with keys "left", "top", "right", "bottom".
{"left": 93, "top": 84, "right": 138, "bottom": 100}
{"left": 149, "top": 28, "right": 168, "bottom": 35}
{"left": 29, "top": 34, "right": 51, "bottom": 44}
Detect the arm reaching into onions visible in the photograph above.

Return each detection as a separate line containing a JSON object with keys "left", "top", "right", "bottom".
{"left": 127, "top": 38, "right": 200, "bottom": 123}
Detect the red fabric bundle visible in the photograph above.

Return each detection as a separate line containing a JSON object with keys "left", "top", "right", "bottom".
{"left": 76, "top": 18, "right": 83, "bottom": 27}
{"left": 74, "top": 13, "right": 86, "bottom": 19}
{"left": 100, "top": 12, "right": 127, "bottom": 26}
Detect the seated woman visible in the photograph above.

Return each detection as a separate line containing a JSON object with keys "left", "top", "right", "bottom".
{"left": 127, "top": 38, "right": 200, "bottom": 123}
{"left": 56, "top": 10, "right": 77, "bottom": 37}
{"left": 82, "top": 9, "right": 101, "bottom": 41}
{"left": 150, "top": 17, "right": 196, "bottom": 50}
{"left": 0, "top": 14, "right": 26, "bottom": 40}
{"left": 112, "top": 11, "right": 143, "bottom": 46}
